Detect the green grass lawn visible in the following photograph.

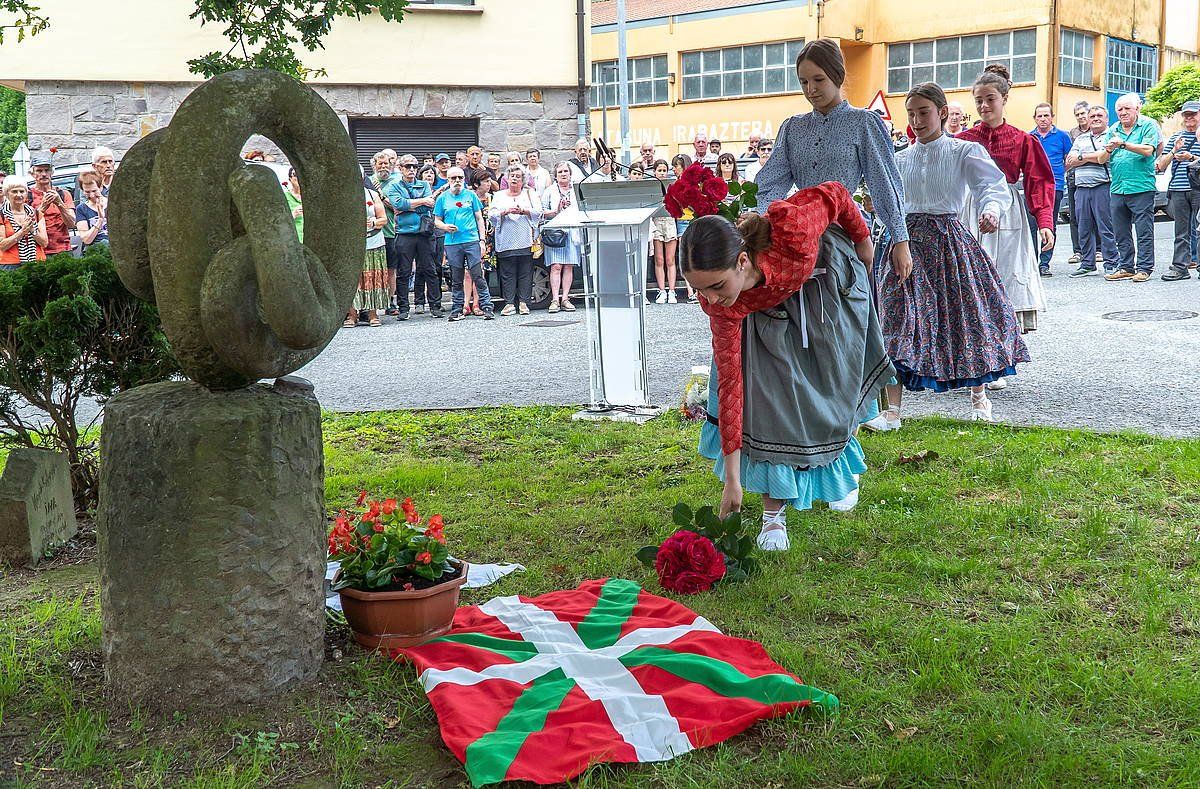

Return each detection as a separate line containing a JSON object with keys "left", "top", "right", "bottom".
{"left": 2, "top": 407, "right": 1199, "bottom": 787}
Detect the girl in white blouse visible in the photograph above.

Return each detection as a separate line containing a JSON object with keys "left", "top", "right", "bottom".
{"left": 874, "top": 82, "right": 1031, "bottom": 426}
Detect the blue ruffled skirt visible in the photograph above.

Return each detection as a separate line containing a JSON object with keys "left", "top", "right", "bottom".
{"left": 700, "top": 422, "right": 866, "bottom": 511}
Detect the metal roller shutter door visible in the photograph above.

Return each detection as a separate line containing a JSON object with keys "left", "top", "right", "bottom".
{"left": 348, "top": 117, "right": 480, "bottom": 168}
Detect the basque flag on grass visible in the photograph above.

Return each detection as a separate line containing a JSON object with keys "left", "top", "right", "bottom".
{"left": 396, "top": 578, "right": 838, "bottom": 786}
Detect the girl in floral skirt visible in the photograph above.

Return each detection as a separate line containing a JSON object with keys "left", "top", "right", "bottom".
{"left": 875, "top": 82, "right": 1030, "bottom": 424}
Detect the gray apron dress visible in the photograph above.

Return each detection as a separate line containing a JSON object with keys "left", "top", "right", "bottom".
{"left": 702, "top": 226, "right": 895, "bottom": 472}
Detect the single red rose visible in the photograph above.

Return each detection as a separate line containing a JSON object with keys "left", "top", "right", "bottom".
{"left": 654, "top": 530, "right": 726, "bottom": 595}
{"left": 356, "top": 490, "right": 368, "bottom": 507}
{"left": 702, "top": 175, "right": 729, "bottom": 202}
{"left": 669, "top": 570, "right": 720, "bottom": 595}
{"left": 381, "top": 498, "right": 398, "bottom": 515}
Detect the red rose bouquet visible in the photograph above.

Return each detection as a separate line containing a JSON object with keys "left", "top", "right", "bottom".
{"left": 328, "top": 493, "right": 453, "bottom": 591}
{"left": 664, "top": 163, "right": 759, "bottom": 224}
{"left": 636, "top": 504, "right": 760, "bottom": 594}
{"left": 654, "top": 530, "right": 726, "bottom": 594}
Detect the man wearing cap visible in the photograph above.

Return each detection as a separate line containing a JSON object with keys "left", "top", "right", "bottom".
{"left": 1156, "top": 100, "right": 1200, "bottom": 280}
{"left": 434, "top": 166, "right": 493, "bottom": 321}
{"left": 28, "top": 155, "right": 76, "bottom": 256}
{"left": 434, "top": 153, "right": 452, "bottom": 189}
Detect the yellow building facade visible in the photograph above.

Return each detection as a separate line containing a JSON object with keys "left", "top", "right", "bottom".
{"left": 590, "top": 0, "right": 1200, "bottom": 157}
{"left": 1, "top": 0, "right": 590, "bottom": 166}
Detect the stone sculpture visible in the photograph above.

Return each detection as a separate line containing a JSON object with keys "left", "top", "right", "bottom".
{"left": 99, "top": 70, "right": 360, "bottom": 705}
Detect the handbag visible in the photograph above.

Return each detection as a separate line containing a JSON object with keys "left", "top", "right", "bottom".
{"left": 1188, "top": 159, "right": 1200, "bottom": 191}
{"left": 540, "top": 184, "right": 571, "bottom": 248}
{"left": 541, "top": 228, "right": 568, "bottom": 248}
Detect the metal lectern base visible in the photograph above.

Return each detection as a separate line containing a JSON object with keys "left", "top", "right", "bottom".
{"left": 571, "top": 404, "right": 665, "bottom": 425}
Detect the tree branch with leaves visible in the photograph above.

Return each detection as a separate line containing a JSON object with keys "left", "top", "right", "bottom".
{"left": 0, "top": 0, "right": 49, "bottom": 44}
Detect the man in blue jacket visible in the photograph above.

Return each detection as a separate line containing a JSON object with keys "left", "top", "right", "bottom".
{"left": 1031, "top": 103, "right": 1073, "bottom": 276}
{"left": 384, "top": 154, "right": 441, "bottom": 319}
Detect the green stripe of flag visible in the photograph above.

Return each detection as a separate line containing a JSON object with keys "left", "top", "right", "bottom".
{"left": 575, "top": 578, "right": 642, "bottom": 650}
{"left": 463, "top": 668, "right": 577, "bottom": 787}
{"left": 428, "top": 632, "right": 540, "bottom": 662}
{"left": 621, "top": 646, "right": 840, "bottom": 714}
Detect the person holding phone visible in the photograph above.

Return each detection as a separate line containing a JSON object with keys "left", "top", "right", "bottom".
{"left": 1, "top": 175, "right": 49, "bottom": 267}
{"left": 74, "top": 172, "right": 109, "bottom": 252}
{"left": 28, "top": 155, "right": 75, "bottom": 256}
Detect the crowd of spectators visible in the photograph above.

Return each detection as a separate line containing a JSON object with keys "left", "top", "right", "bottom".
{"left": 0, "top": 145, "right": 117, "bottom": 266}
{"left": 335, "top": 135, "right": 780, "bottom": 325}
{"left": 887, "top": 95, "right": 1200, "bottom": 281}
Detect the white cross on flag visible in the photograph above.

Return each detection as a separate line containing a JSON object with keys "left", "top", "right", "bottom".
{"left": 396, "top": 578, "right": 838, "bottom": 786}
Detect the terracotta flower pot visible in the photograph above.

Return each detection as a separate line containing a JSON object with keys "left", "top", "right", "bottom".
{"left": 337, "top": 560, "right": 468, "bottom": 649}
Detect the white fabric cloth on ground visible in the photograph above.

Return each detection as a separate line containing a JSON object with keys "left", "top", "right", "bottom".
{"left": 325, "top": 560, "right": 526, "bottom": 610}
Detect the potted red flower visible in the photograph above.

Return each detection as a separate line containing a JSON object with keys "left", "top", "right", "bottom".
{"left": 328, "top": 493, "right": 467, "bottom": 649}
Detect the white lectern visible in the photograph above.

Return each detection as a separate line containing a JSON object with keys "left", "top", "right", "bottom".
{"left": 542, "top": 179, "right": 668, "bottom": 423}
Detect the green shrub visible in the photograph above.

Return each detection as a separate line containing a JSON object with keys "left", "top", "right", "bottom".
{"left": 0, "top": 246, "right": 178, "bottom": 509}
{"left": 1143, "top": 62, "right": 1200, "bottom": 120}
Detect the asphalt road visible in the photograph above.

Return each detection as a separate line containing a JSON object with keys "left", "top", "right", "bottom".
{"left": 297, "top": 221, "right": 1200, "bottom": 438}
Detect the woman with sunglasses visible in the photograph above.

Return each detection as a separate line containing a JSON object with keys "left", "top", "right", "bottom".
{"left": 717, "top": 153, "right": 741, "bottom": 185}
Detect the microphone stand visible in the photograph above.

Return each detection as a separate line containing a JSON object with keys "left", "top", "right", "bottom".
{"left": 585, "top": 138, "right": 639, "bottom": 180}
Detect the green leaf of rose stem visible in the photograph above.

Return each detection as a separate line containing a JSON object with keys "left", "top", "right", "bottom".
{"left": 672, "top": 503, "right": 694, "bottom": 527}
{"left": 635, "top": 545, "right": 660, "bottom": 567}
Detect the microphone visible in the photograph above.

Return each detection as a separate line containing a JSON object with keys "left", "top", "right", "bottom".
{"left": 589, "top": 138, "right": 639, "bottom": 179}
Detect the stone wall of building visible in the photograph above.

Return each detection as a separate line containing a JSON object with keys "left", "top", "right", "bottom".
{"left": 23, "top": 80, "right": 583, "bottom": 167}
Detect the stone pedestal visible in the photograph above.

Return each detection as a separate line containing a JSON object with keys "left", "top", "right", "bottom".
{"left": 0, "top": 447, "right": 78, "bottom": 564}
{"left": 97, "top": 379, "right": 324, "bottom": 706}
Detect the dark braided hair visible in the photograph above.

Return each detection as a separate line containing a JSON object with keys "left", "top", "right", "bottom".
{"left": 678, "top": 213, "right": 772, "bottom": 274}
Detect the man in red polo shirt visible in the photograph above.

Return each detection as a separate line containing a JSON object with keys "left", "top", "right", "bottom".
{"left": 28, "top": 155, "right": 75, "bottom": 256}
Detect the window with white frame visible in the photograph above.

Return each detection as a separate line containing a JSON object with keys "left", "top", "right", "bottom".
{"left": 680, "top": 40, "right": 805, "bottom": 101}
{"left": 590, "top": 56, "right": 669, "bottom": 108}
{"left": 887, "top": 29, "right": 1036, "bottom": 94}
{"left": 1059, "top": 29, "right": 1096, "bottom": 87}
